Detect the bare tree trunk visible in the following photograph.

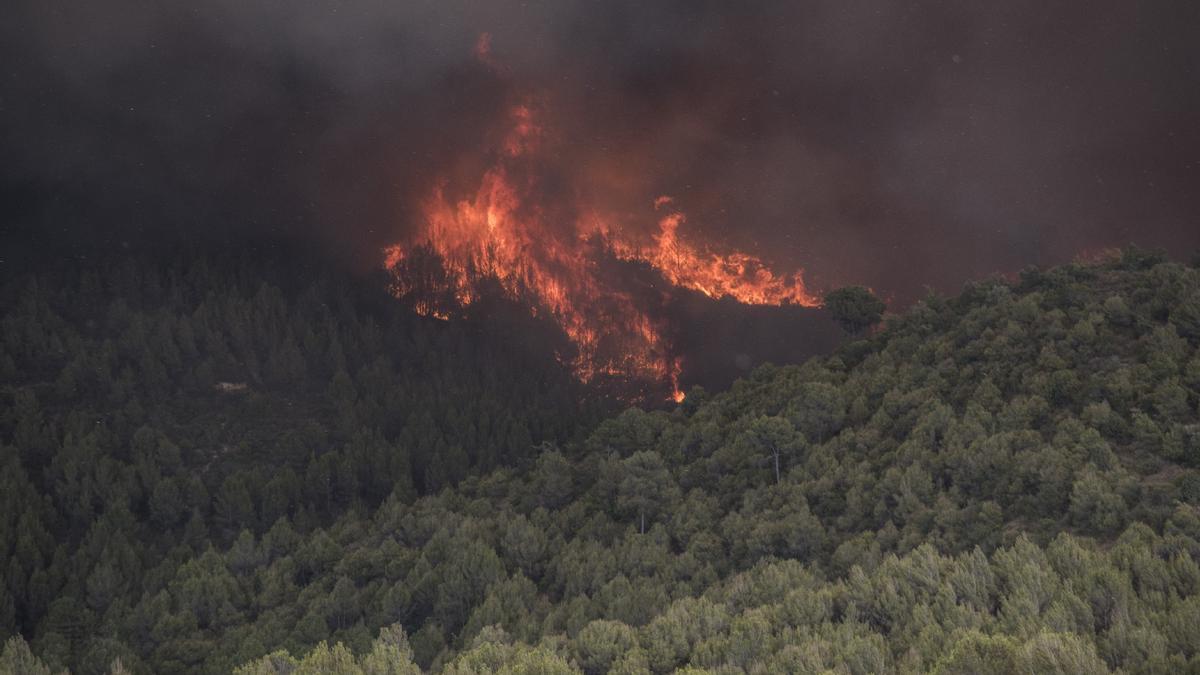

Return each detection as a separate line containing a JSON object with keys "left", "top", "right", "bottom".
{"left": 640, "top": 511, "right": 645, "bottom": 534}
{"left": 774, "top": 450, "right": 781, "bottom": 484}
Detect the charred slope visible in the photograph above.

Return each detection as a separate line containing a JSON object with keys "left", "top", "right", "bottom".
{"left": 669, "top": 291, "right": 843, "bottom": 393}
{"left": 388, "top": 246, "right": 847, "bottom": 402}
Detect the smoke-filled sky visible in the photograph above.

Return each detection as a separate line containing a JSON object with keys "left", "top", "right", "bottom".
{"left": 4, "top": 0, "right": 1199, "bottom": 303}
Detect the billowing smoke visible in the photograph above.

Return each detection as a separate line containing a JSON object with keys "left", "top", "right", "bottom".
{"left": 3, "top": 1, "right": 1198, "bottom": 300}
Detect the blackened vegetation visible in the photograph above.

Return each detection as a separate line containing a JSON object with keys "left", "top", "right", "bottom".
{"left": 388, "top": 244, "right": 846, "bottom": 400}
{"left": 669, "top": 292, "right": 844, "bottom": 393}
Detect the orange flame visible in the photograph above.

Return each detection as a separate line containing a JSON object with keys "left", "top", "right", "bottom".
{"left": 383, "top": 75, "right": 818, "bottom": 401}
{"left": 610, "top": 200, "right": 820, "bottom": 308}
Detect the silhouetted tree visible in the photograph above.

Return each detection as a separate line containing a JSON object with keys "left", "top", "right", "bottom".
{"left": 824, "top": 286, "right": 886, "bottom": 335}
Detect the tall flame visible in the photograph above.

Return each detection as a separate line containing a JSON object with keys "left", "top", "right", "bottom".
{"left": 384, "top": 93, "right": 818, "bottom": 401}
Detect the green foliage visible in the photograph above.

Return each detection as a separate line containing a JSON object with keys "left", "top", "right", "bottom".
{"left": 574, "top": 620, "right": 636, "bottom": 675}
{"left": 616, "top": 451, "right": 676, "bottom": 534}
{"left": 0, "top": 254, "right": 602, "bottom": 674}
{"left": 5, "top": 250, "right": 1200, "bottom": 674}
{"left": 234, "top": 624, "right": 419, "bottom": 675}
{"left": 442, "top": 627, "right": 578, "bottom": 674}
{"left": 823, "top": 286, "right": 886, "bottom": 335}
{"left": 0, "top": 635, "right": 60, "bottom": 675}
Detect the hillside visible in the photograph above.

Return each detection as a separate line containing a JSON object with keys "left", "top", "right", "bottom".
{"left": 4, "top": 249, "right": 1200, "bottom": 674}
{"left": 0, "top": 251, "right": 607, "bottom": 673}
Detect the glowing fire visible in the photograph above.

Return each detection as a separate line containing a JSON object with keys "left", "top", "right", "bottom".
{"left": 383, "top": 45, "right": 818, "bottom": 400}
{"left": 612, "top": 197, "right": 819, "bottom": 307}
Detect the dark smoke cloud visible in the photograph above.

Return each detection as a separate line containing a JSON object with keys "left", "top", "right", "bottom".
{"left": 3, "top": 1, "right": 1199, "bottom": 302}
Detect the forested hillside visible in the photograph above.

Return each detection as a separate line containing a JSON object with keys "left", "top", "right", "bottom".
{"left": 4, "top": 249, "right": 1200, "bottom": 674}
{"left": 0, "top": 251, "right": 604, "bottom": 673}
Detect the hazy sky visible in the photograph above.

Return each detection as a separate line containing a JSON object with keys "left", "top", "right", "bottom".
{"left": 3, "top": 1, "right": 1198, "bottom": 302}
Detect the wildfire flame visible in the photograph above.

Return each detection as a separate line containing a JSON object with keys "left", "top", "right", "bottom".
{"left": 612, "top": 197, "right": 819, "bottom": 308}
{"left": 383, "top": 43, "right": 819, "bottom": 401}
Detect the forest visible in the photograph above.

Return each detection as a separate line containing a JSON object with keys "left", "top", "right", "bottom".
{"left": 2, "top": 247, "right": 1200, "bottom": 673}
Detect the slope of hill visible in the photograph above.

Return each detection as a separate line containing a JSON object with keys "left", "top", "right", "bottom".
{"left": 0, "top": 250, "right": 607, "bottom": 673}
{"left": 4, "top": 249, "right": 1200, "bottom": 674}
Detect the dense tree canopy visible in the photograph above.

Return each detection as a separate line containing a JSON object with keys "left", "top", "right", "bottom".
{"left": 3, "top": 248, "right": 1200, "bottom": 673}
{"left": 823, "top": 286, "right": 886, "bottom": 336}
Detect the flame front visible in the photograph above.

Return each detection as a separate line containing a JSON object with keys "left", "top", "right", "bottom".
{"left": 384, "top": 100, "right": 818, "bottom": 401}
{"left": 613, "top": 197, "right": 819, "bottom": 308}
